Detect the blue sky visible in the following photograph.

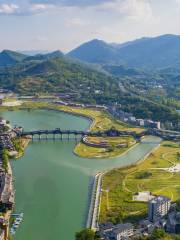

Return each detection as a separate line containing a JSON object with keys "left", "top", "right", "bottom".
{"left": 0, "top": 0, "right": 180, "bottom": 52}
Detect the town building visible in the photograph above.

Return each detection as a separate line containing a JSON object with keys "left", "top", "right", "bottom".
{"left": 107, "top": 105, "right": 161, "bottom": 130}
{"left": 136, "top": 119, "right": 145, "bottom": 126}
{"left": 99, "top": 223, "right": 134, "bottom": 240}
{"left": 148, "top": 196, "right": 171, "bottom": 222}
{"left": 166, "top": 212, "right": 180, "bottom": 234}
{"left": 0, "top": 118, "right": 6, "bottom": 126}
{"left": 133, "top": 192, "right": 155, "bottom": 202}
{"left": 139, "top": 219, "right": 154, "bottom": 234}
{"left": 0, "top": 172, "right": 14, "bottom": 210}
{"left": 113, "top": 223, "right": 134, "bottom": 240}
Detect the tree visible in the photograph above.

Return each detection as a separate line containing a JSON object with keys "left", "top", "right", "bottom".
{"left": 2, "top": 149, "right": 9, "bottom": 173}
{"left": 150, "top": 229, "right": 165, "bottom": 240}
{"left": 176, "top": 199, "right": 180, "bottom": 211}
{"left": 75, "top": 229, "right": 95, "bottom": 240}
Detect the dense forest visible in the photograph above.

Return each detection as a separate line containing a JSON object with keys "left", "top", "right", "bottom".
{"left": 0, "top": 49, "right": 179, "bottom": 129}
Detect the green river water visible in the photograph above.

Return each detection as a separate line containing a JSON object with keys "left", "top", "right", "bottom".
{"left": 0, "top": 109, "right": 161, "bottom": 240}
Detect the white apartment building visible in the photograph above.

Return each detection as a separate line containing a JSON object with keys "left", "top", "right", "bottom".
{"left": 148, "top": 196, "right": 171, "bottom": 222}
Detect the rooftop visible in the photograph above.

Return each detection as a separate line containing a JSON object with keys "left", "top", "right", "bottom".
{"left": 150, "top": 196, "right": 171, "bottom": 204}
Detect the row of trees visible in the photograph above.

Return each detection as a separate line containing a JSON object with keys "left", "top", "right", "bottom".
{"left": 75, "top": 229, "right": 100, "bottom": 240}
{"left": 2, "top": 149, "right": 9, "bottom": 173}
{"left": 75, "top": 228, "right": 180, "bottom": 240}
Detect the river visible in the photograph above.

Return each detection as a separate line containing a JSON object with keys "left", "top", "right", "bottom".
{"left": 0, "top": 109, "right": 161, "bottom": 240}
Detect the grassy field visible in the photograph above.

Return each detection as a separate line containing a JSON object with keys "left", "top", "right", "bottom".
{"left": 75, "top": 136, "right": 136, "bottom": 158}
{"left": 0, "top": 101, "right": 143, "bottom": 158}
{"left": 1, "top": 101, "right": 142, "bottom": 133}
{"left": 84, "top": 136, "right": 134, "bottom": 146}
{"left": 99, "top": 141, "right": 180, "bottom": 224}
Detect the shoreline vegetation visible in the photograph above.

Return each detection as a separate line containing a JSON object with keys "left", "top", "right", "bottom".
{"left": 99, "top": 140, "right": 180, "bottom": 225}
{"left": 0, "top": 101, "right": 144, "bottom": 159}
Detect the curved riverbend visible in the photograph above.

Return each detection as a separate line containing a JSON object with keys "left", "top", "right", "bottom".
{"left": 0, "top": 109, "right": 161, "bottom": 240}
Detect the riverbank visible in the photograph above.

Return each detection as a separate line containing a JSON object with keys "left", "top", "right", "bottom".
{"left": 87, "top": 139, "right": 161, "bottom": 231}
{"left": 74, "top": 136, "right": 136, "bottom": 158}
{"left": 0, "top": 101, "right": 143, "bottom": 158}
{"left": 12, "top": 137, "right": 31, "bottom": 159}
{"left": 99, "top": 140, "right": 180, "bottom": 224}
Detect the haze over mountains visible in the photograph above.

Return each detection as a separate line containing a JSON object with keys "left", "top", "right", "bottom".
{"left": 68, "top": 34, "right": 180, "bottom": 69}
{"left": 1, "top": 34, "right": 180, "bottom": 70}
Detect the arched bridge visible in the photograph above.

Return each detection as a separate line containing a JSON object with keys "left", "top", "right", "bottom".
{"left": 17, "top": 128, "right": 180, "bottom": 141}
{"left": 18, "top": 128, "right": 145, "bottom": 140}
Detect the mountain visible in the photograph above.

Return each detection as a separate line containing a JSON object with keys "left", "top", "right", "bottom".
{"left": 117, "top": 34, "right": 180, "bottom": 69}
{"left": 102, "top": 65, "right": 144, "bottom": 77}
{"left": 0, "top": 55, "right": 115, "bottom": 96}
{"left": 0, "top": 50, "right": 64, "bottom": 67}
{"left": 68, "top": 39, "right": 120, "bottom": 64}
{"left": 110, "top": 37, "right": 150, "bottom": 49}
{"left": 67, "top": 34, "right": 180, "bottom": 69}
{"left": 0, "top": 50, "right": 179, "bottom": 127}
{"left": 0, "top": 50, "right": 27, "bottom": 67}
{"left": 24, "top": 50, "right": 64, "bottom": 62}
{"left": 19, "top": 50, "right": 50, "bottom": 56}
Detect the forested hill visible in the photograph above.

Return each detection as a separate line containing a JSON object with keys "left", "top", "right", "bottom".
{"left": 0, "top": 55, "right": 116, "bottom": 96}
{"left": 68, "top": 34, "right": 180, "bottom": 69}
{"left": 0, "top": 52, "right": 179, "bottom": 128}
{"left": 0, "top": 50, "right": 27, "bottom": 67}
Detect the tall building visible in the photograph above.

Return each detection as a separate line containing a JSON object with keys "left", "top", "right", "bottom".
{"left": 166, "top": 212, "right": 180, "bottom": 234}
{"left": 113, "top": 223, "right": 134, "bottom": 240}
{"left": 148, "top": 196, "right": 171, "bottom": 222}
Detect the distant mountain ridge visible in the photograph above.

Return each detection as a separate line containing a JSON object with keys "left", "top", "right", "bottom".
{"left": 0, "top": 50, "right": 27, "bottom": 67}
{"left": 2, "top": 34, "right": 180, "bottom": 69}
{"left": 24, "top": 50, "right": 64, "bottom": 62}
{"left": 68, "top": 34, "right": 180, "bottom": 69}
{"left": 0, "top": 49, "right": 64, "bottom": 67}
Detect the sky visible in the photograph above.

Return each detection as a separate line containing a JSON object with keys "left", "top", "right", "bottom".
{"left": 0, "top": 0, "right": 180, "bottom": 52}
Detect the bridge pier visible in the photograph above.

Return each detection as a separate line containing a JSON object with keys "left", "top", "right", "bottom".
{"left": 75, "top": 134, "right": 77, "bottom": 141}
{"left": 53, "top": 134, "right": 56, "bottom": 140}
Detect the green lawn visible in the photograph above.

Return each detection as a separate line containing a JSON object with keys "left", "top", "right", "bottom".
{"left": 99, "top": 141, "right": 180, "bottom": 224}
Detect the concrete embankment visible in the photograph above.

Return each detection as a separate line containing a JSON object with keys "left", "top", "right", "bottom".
{"left": 87, "top": 140, "right": 161, "bottom": 231}
{"left": 86, "top": 172, "right": 104, "bottom": 230}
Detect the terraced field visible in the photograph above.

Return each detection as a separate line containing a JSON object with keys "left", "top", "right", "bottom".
{"left": 99, "top": 141, "right": 180, "bottom": 224}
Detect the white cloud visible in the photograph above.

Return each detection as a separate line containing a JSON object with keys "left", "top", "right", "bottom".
{"left": 30, "top": 4, "right": 55, "bottom": 13}
{"left": 95, "top": 0, "right": 153, "bottom": 21}
{"left": 0, "top": 3, "right": 19, "bottom": 14}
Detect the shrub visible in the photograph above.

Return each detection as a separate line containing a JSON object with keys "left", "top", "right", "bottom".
{"left": 135, "top": 171, "right": 152, "bottom": 179}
